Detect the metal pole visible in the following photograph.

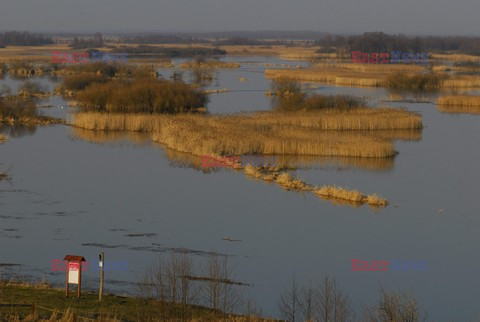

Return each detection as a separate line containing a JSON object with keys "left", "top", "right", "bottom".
{"left": 65, "top": 260, "right": 69, "bottom": 298}
{"left": 99, "top": 252, "right": 104, "bottom": 301}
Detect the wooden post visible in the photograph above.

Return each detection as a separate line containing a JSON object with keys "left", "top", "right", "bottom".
{"left": 77, "top": 262, "right": 82, "bottom": 299}
{"left": 31, "top": 303, "right": 35, "bottom": 317}
{"left": 65, "top": 260, "right": 69, "bottom": 297}
{"left": 99, "top": 252, "right": 104, "bottom": 301}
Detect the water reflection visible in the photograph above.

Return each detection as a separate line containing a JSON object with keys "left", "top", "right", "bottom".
{"left": 436, "top": 105, "right": 480, "bottom": 115}
{"left": 0, "top": 124, "right": 37, "bottom": 138}
{"left": 68, "top": 127, "right": 151, "bottom": 146}
{"left": 70, "top": 127, "right": 423, "bottom": 173}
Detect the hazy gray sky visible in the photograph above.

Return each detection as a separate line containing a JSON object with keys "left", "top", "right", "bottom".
{"left": 1, "top": 0, "right": 478, "bottom": 35}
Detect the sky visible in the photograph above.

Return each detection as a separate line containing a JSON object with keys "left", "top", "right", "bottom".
{"left": 0, "top": 0, "right": 479, "bottom": 36}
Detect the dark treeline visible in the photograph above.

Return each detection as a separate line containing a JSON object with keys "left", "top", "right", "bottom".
{"left": 70, "top": 32, "right": 104, "bottom": 49}
{"left": 0, "top": 31, "right": 54, "bottom": 47}
{"left": 119, "top": 34, "right": 208, "bottom": 44}
{"left": 110, "top": 45, "right": 226, "bottom": 57}
{"left": 315, "top": 32, "right": 480, "bottom": 55}
{"left": 212, "top": 37, "right": 297, "bottom": 46}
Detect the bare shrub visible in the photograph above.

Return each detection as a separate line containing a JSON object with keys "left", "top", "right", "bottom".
{"left": 363, "top": 288, "right": 424, "bottom": 322}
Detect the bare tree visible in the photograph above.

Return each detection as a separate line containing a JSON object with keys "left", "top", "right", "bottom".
{"left": 205, "top": 253, "right": 222, "bottom": 310}
{"left": 316, "top": 276, "right": 351, "bottom": 322}
{"left": 300, "top": 279, "right": 316, "bottom": 322}
{"left": 165, "top": 253, "right": 179, "bottom": 302}
{"left": 278, "top": 276, "right": 299, "bottom": 322}
{"left": 178, "top": 251, "right": 194, "bottom": 305}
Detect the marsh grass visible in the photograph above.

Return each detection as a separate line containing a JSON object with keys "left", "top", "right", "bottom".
{"left": 438, "top": 95, "right": 480, "bottom": 107}
{"left": 71, "top": 108, "right": 421, "bottom": 158}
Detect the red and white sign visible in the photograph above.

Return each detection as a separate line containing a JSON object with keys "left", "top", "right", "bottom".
{"left": 68, "top": 261, "right": 80, "bottom": 284}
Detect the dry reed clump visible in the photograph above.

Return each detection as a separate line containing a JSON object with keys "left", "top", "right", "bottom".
{"left": 315, "top": 185, "right": 364, "bottom": 203}
{"left": 244, "top": 165, "right": 264, "bottom": 178}
{"left": 275, "top": 172, "right": 312, "bottom": 191}
{"left": 314, "top": 185, "right": 388, "bottom": 206}
{"left": 364, "top": 193, "right": 389, "bottom": 206}
{"left": 438, "top": 95, "right": 480, "bottom": 107}
{"left": 0, "top": 134, "right": 6, "bottom": 143}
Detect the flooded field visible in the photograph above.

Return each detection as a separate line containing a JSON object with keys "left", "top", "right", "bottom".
{"left": 1, "top": 56, "right": 480, "bottom": 321}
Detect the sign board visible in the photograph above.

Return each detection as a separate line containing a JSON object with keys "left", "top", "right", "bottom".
{"left": 68, "top": 261, "right": 80, "bottom": 284}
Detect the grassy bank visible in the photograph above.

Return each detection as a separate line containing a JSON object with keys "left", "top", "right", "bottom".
{"left": 0, "top": 281, "right": 266, "bottom": 321}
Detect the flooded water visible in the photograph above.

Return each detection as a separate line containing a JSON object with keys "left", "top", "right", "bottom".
{"left": 1, "top": 57, "right": 480, "bottom": 321}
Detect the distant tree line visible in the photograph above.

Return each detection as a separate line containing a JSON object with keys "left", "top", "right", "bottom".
{"left": 0, "top": 31, "right": 54, "bottom": 47}
{"left": 315, "top": 32, "right": 480, "bottom": 56}
{"left": 211, "top": 37, "right": 297, "bottom": 46}
{"left": 118, "top": 34, "right": 209, "bottom": 44}
{"left": 70, "top": 32, "right": 104, "bottom": 49}
{"left": 110, "top": 45, "right": 226, "bottom": 58}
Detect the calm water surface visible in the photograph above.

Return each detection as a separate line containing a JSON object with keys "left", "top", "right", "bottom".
{"left": 1, "top": 57, "right": 479, "bottom": 321}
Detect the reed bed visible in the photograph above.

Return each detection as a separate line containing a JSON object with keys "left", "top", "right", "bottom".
{"left": 71, "top": 108, "right": 422, "bottom": 158}
{"left": 150, "top": 115, "right": 396, "bottom": 158}
{"left": 442, "top": 76, "right": 480, "bottom": 88}
{"left": 266, "top": 68, "right": 386, "bottom": 87}
{"left": 438, "top": 95, "right": 480, "bottom": 107}
{"left": 314, "top": 185, "right": 388, "bottom": 206}
{"left": 267, "top": 66, "right": 480, "bottom": 89}
{"left": 250, "top": 108, "right": 422, "bottom": 130}
{"left": 320, "top": 63, "right": 423, "bottom": 73}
